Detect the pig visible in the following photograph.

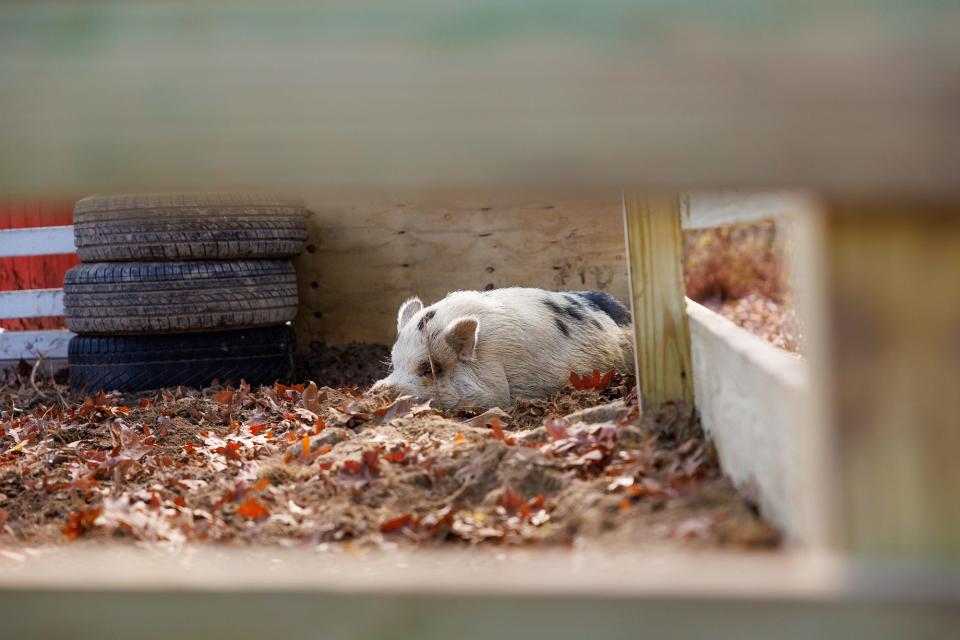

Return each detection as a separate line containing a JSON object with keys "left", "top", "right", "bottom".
{"left": 371, "top": 287, "right": 634, "bottom": 409}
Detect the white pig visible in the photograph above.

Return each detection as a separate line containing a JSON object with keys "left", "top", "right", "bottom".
{"left": 371, "top": 287, "right": 634, "bottom": 409}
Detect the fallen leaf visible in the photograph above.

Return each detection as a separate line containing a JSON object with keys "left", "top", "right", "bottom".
{"left": 236, "top": 497, "right": 270, "bottom": 521}
{"left": 302, "top": 381, "right": 324, "bottom": 413}
{"left": 212, "top": 390, "right": 234, "bottom": 405}
{"left": 488, "top": 417, "right": 514, "bottom": 445}
{"left": 544, "top": 418, "right": 570, "bottom": 441}
{"left": 63, "top": 507, "right": 101, "bottom": 540}
{"left": 499, "top": 487, "right": 526, "bottom": 514}
{"left": 380, "top": 513, "right": 413, "bottom": 534}
{"left": 461, "top": 407, "right": 511, "bottom": 430}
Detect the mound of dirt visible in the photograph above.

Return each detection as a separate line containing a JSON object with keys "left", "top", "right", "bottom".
{"left": 0, "top": 366, "right": 779, "bottom": 553}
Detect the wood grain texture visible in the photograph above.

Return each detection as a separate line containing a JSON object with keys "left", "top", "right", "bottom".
{"left": 294, "top": 194, "right": 630, "bottom": 345}
{"left": 622, "top": 193, "right": 693, "bottom": 409}
{"left": 823, "top": 204, "right": 960, "bottom": 558}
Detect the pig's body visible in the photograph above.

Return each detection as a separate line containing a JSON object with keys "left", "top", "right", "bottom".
{"left": 373, "top": 288, "right": 634, "bottom": 409}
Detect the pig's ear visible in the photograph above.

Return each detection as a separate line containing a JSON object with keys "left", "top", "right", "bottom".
{"left": 397, "top": 297, "right": 423, "bottom": 332}
{"left": 445, "top": 317, "right": 479, "bottom": 362}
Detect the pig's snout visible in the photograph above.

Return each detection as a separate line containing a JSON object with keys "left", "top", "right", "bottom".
{"left": 370, "top": 375, "right": 405, "bottom": 398}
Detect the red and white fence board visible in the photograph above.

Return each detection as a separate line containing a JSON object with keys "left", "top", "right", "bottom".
{"left": 0, "top": 224, "right": 76, "bottom": 363}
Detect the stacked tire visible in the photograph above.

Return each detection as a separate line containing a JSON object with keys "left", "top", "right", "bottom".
{"left": 64, "top": 193, "right": 308, "bottom": 392}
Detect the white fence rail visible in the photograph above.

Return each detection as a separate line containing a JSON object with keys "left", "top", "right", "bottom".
{"left": 0, "top": 225, "right": 75, "bottom": 258}
{"left": 0, "top": 226, "right": 76, "bottom": 364}
{"left": 0, "top": 289, "right": 65, "bottom": 319}
{"left": 0, "top": 330, "right": 73, "bottom": 362}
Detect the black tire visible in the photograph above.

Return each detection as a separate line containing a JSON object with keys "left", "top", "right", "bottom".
{"left": 63, "top": 260, "right": 298, "bottom": 335}
{"left": 73, "top": 193, "right": 309, "bottom": 262}
{"left": 68, "top": 325, "right": 296, "bottom": 392}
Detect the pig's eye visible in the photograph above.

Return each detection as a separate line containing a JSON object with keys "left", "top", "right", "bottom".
{"left": 416, "top": 361, "right": 443, "bottom": 378}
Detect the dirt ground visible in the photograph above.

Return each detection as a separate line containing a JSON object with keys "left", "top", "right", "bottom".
{"left": 0, "top": 359, "right": 779, "bottom": 555}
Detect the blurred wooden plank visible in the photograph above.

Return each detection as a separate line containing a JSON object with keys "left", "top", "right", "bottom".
{"left": 0, "top": 2, "right": 958, "bottom": 195}
{"left": 0, "top": 329, "right": 73, "bottom": 362}
{"left": 623, "top": 194, "right": 692, "bottom": 409}
{"left": 687, "top": 300, "right": 814, "bottom": 542}
{"left": 0, "top": 548, "right": 958, "bottom": 640}
{"left": 823, "top": 204, "right": 960, "bottom": 557}
{"left": 682, "top": 192, "right": 816, "bottom": 230}
{"left": 0, "top": 226, "right": 75, "bottom": 258}
{"left": 0, "top": 289, "right": 64, "bottom": 319}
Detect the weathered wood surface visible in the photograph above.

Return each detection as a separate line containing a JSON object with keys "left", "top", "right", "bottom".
{"left": 0, "top": 329, "right": 73, "bottom": 362}
{"left": 622, "top": 194, "right": 693, "bottom": 409}
{"left": 294, "top": 195, "right": 630, "bottom": 345}
{"left": 687, "top": 300, "right": 817, "bottom": 543}
{"left": 0, "top": 289, "right": 65, "bottom": 320}
{"left": 822, "top": 205, "right": 960, "bottom": 559}
{"left": 1, "top": 2, "right": 958, "bottom": 195}
{"left": 0, "top": 548, "right": 958, "bottom": 640}
{"left": 682, "top": 192, "right": 815, "bottom": 230}
{"left": 0, "top": 226, "right": 75, "bottom": 259}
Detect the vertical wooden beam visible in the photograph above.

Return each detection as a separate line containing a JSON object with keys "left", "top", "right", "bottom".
{"left": 622, "top": 193, "right": 693, "bottom": 410}
{"left": 823, "top": 202, "right": 960, "bottom": 559}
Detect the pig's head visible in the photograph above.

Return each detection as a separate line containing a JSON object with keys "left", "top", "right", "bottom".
{"left": 371, "top": 297, "right": 486, "bottom": 409}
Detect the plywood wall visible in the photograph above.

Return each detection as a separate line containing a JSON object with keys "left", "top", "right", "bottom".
{"left": 294, "top": 194, "right": 629, "bottom": 346}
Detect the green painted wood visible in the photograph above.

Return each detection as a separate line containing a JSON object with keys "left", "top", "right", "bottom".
{"left": 1, "top": 2, "right": 958, "bottom": 194}
{"left": 0, "top": 590, "right": 957, "bottom": 640}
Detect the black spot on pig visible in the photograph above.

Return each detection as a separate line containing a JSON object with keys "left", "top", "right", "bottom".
{"left": 416, "top": 310, "right": 437, "bottom": 332}
{"left": 572, "top": 291, "right": 632, "bottom": 326}
{"left": 543, "top": 298, "right": 564, "bottom": 316}
{"left": 554, "top": 317, "right": 570, "bottom": 337}
{"left": 561, "top": 295, "right": 589, "bottom": 321}
{"left": 543, "top": 297, "right": 585, "bottom": 324}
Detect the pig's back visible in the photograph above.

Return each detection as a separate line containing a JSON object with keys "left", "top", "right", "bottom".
{"left": 476, "top": 288, "right": 633, "bottom": 399}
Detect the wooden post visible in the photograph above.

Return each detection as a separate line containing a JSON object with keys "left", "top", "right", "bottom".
{"left": 822, "top": 202, "right": 960, "bottom": 558}
{"left": 622, "top": 193, "right": 693, "bottom": 410}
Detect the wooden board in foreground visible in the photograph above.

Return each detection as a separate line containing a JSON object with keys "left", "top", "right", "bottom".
{"left": 0, "top": 549, "right": 957, "bottom": 640}
{"left": 1, "top": 2, "right": 958, "bottom": 195}
{"left": 822, "top": 204, "right": 960, "bottom": 559}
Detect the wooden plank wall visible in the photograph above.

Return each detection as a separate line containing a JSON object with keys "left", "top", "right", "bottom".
{"left": 293, "top": 194, "right": 630, "bottom": 346}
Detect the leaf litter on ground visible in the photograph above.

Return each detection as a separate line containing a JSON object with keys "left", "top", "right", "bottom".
{"left": 0, "top": 364, "right": 780, "bottom": 554}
